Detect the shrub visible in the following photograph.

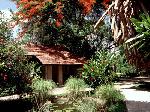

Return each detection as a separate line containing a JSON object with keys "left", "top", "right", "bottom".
{"left": 82, "top": 49, "right": 135, "bottom": 88}
{"left": 65, "top": 77, "right": 88, "bottom": 92}
{"left": 64, "top": 77, "right": 89, "bottom": 101}
{"left": 31, "top": 77, "right": 56, "bottom": 110}
{"left": 0, "top": 43, "right": 38, "bottom": 96}
{"left": 95, "top": 85, "right": 126, "bottom": 112}
{"left": 95, "top": 85, "right": 124, "bottom": 106}
{"left": 75, "top": 99, "right": 97, "bottom": 112}
{"left": 108, "top": 103, "right": 126, "bottom": 112}
{"left": 32, "top": 77, "right": 56, "bottom": 94}
{"left": 31, "top": 77, "right": 56, "bottom": 99}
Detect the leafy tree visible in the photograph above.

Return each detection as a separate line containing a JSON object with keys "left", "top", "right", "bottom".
{"left": 82, "top": 49, "right": 135, "bottom": 88}
{"left": 86, "top": 24, "right": 113, "bottom": 52}
{"left": 12, "top": 0, "right": 110, "bottom": 58}
{"left": 0, "top": 11, "right": 12, "bottom": 41}
{"left": 95, "top": 0, "right": 150, "bottom": 70}
{"left": 0, "top": 43, "right": 29, "bottom": 96}
{"left": 0, "top": 12, "right": 39, "bottom": 96}
{"left": 125, "top": 14, "right": 150, "bottom": 72}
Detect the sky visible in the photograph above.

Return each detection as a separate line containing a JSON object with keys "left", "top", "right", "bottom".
{"left": 0, "top": 0, "right": 18, "bottom": 38}
{"left": 0, "top": 0, "right": 16, "bottom": 11}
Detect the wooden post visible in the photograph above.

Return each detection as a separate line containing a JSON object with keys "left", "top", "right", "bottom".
{"left": 58, "top": 65, "right": 63, "bottom": 85}
{"left": 45, "top": 65, "right": 52, "bottom": 80}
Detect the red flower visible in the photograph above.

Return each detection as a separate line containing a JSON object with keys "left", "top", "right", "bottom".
{"left": 57, "top": 13, "right": 64, "bottom": 20}
{"left": 102, "top": 0, "right": 111, "bottom": 8}
{"left": 20, "top": 0, "right": 28, "bottom": 3}
{"left": 103, "top": 0, "right": 110, "bottom": 4}
{"left": 29, "top": 7, "right": 37, "bottom": 15}
{"left": 79, "top": 0, "right": 96, "bottom": 14}
{"left": 22, "top": 0, "right": 28, "bottom": 2}
{"left": 55, "top": 20, "right": 61, "bottom": 27}
{"left": 23, "top": 4, "right": 30, "bottom": 9}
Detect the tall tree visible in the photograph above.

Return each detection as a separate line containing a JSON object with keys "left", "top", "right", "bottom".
{"left": 95, "top": 0, "right": 150, "bottom": 71}
{"left": 0, "top": 12, "right": 37, "bottom": 96}
{"left": 13, "top": 0, "right": 99, "bottom": 58}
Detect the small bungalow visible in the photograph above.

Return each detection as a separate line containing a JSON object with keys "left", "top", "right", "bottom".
{"left": 23, "top": 43, "right": 86, "bottom": 85}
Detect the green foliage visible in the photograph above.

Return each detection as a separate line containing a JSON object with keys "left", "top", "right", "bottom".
{"left": 65, "top": 77, "right": 88, "bottom": 92}
{"left": 126, "top": 14, "right": 150, "bottom": 58}
{"left": 82, "top": 49, "right": 135, "bottom": 88}
{"left": 32, "top": 77, "right": 56, "bottom": 95}
{"left": 87, "top": 24, "right": 113, "bottom": 52}
{"left": 64, "top": 77, "right": 89, "bottom": 102}
{"left": 108, "top": 103, "right": 126, "bottom": 112}
{"left": 38, "top": 101, "right": 54, "bottom": 112}
{"left": 75, "top": 99, "right": 97, "bottom": 112}
{"left": 0, "top": 11, "right": 35, "bottom": 96}
{"left": 0, "top": 11, "right": 12, "bottom": 41}
{"left": 131, "top": 14, "right": 150, "bottom": 34}
{"left": 0, "top": 42, "right": 38, "bottom": 96}
{"left": 95, "top": 85, "right": 124, "bottom": 105}
{"left": 95, "top": 84, "right": 126, "bottom": 112}
{"left": 31, "top": 77, "right": 56, "bottom": 110}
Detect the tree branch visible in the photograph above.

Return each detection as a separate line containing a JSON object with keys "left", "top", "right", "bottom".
{"left": 94, "top": 2, "right": 115, "bottom": 29}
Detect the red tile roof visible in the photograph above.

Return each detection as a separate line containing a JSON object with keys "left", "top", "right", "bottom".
{"left": 23, "top": 43, "right": 86, "bottom": 64}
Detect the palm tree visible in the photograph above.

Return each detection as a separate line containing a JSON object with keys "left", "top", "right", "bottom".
{"left": 94, "top": 0, "right": 150, "bottom": 72}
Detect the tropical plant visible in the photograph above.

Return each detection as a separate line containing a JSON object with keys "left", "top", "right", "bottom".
{"left": 95, "top": 85, "right": 124, "bottom": 104}
{"left": 95, "top": 84, "right": 125, "bottom": 111}
{"left": 75, "top": 99, "right": 97, "bottom": 112}
{"left": 64, "top": 77, "right": 89, "bottom": 102}
{"left": 31, "top": 77, "right": 56, "bottom": 110}
{"left": 0, "top": 11, "right": 37, "bottom": 96}
{"left": 65, "top": 77, "right": 88, "bottom": 92}
{"left": 32, "top": 77, "right": 56, "bottom": 95}
{"left": 94, "top": 0, "right": 150, "bottom": 71}
{"left": 82, "top": 49, "right": 135, "bottom": 88}
{"left": 95, "top": 0, "right": 150, "bottom": 43}
{"left": 108, "top": 102, "right": 126, "bottom": 112}
{"left": 125, "top": 14, "right": 150, "bottom": 67}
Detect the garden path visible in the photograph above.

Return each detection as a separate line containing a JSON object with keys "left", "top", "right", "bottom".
{"left": 50, "top": 76, "right": 150, "bottom": 112}
{"left": 115, "top": 76, "right": 150, "bottom": 112}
